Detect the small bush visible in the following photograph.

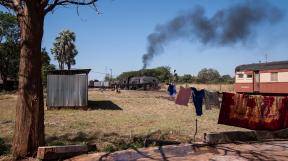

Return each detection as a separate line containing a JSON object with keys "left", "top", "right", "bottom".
{"left": 47, "top": 140, "right": 66, "bottom": 146}
{"left": 130, "top": 141, "right": 144, "bottom": 149}
{"left": 0, "top": 138, "right": 9, "bottom": 155}
{"left": 103, "top": 144, "right": 116, "bottom": 153}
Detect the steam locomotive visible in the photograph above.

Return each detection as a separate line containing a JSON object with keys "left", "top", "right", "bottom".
{"left": 89, "top": 76, "right": 160, "bottom": 90}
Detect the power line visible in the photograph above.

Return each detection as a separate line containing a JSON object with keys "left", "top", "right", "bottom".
{"left": 90, "top": 71, "right": 108, "bottom": 75}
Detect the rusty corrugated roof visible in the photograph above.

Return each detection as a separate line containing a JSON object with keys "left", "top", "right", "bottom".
{"left": 47, "top": 69, "right": 91, "bottom": 75}
{"left": 235, "top": 61, "right": 288, "bottom": 71}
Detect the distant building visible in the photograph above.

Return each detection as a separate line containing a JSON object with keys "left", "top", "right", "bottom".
{"left": 235, "top": 61, "right": 288, "bottom": 94}
{"left": 47, "top": 69, "right": 91, "bottom": 109}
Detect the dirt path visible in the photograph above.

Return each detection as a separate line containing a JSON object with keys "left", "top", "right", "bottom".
{"left": 67, "top": 140, "right": 288, "bottom": 161}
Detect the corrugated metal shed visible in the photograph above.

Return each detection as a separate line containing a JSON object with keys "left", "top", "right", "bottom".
{"left": 47, "top": 69, "right": 90, "bottom": 108}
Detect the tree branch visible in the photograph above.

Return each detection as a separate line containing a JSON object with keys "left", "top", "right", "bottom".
{"left": 40, "top": 0, "right": 49, "bottom": 9}
{"left": 0, "top": 0, "right": 14, "bottom": 10}
{"left": 44, "top": 0, "right": 98, "bottom": 15}
{"left": 0, "top": 0, "right": 23, "bottom": 15}
{"left": 11, "top": 0, "right": 22, "bottom": 14}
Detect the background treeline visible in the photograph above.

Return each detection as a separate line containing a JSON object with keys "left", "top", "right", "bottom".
{"left": 116, "top": 66, "right": 234, "bottom": 84}
{"left": 0, "top": 12, "right": 79, "bottom": 91}
{"left": 0, "top": 12, "right": 55, "bottom": 90}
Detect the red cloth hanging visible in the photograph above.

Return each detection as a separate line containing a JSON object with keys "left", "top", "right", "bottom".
{"left": 175, "top": 86, "right": 192, "bottom": 106}
{"left": 218, "top": 92, "right": 288, "bottom": 130}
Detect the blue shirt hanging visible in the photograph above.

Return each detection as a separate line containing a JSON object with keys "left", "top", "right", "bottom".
{"left": 167, "top": 84, "right": 176, "bottom": 97}
{"left": 191, "top": 87, "right": 205, "bottom": 116}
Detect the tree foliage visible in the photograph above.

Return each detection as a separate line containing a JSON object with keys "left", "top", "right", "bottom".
{"left": 51, "top": 30, "right": 78, "bottom": 70}
{"left": 117, "top": 67, "right": 234, "bottom": 84}
{"left": 117, "top": 66, "right": 171, "bottom": 83}
{"left": 0, "top": 0, "right": 99, "bottom": 16}
{"left": 178, "top": 74, "right": 197, "bottom": 83}
{"left": 219, "top": 74, "right": 234, "bottom": 84}
{"left": 0, "top": 11, "right": 19, "bottom": 42}
{"left": 41, "top": 48, "right": 56, "bottom": 85}
{"left": 0, "top": 12, "right": 19, "bottom": 90}
{"left": 197, "top": 68, "right": 221, "bottom": 83}
{"left": 0, "top": 0, "right": 99, "bottom": 158}
{"left": 104, "top": 74, "right": 114, "bottom": 81}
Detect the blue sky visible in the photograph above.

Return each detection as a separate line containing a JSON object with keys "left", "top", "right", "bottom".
{"left": 3, "top": 0, "right": 288, "bottom": 80}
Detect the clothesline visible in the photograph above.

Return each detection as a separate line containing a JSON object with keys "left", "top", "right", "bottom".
{"left": 169, "top": 85, "right": 288, "bottom": 131}
{"left": 174, "top": 86, "right": 220, "bottom": 115}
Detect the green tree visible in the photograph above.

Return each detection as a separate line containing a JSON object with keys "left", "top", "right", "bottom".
{"left": 154, "top": 66, "right": 171, "bottom": 83}
{"left": 0, "top": 11, "right": 19, "bottom": 42}
{"left": 104, "top": 74, "right": 112, "bottom": 81}
{"left": 117, "top": 70, "right": 140, "bottom": 80}
{"left": 178, "top": 74, "right": 197, "bottom": 83}
{"left": 197, "top": 68, "right": 221, "bottom": 83}
{"left": 0, "top": 12, "right": 20, "bottom": 90}
{"left": 117, "top": 66, "right": 172, "bottom": 83}
{"left": 0, "top": 0, "right": 98, "bottom": 158}
{"left": 51, "top": 30, "right": 78, "bottom": 70}
{"left": 41, "top": 48, "right": 56, "bottom": 85}
{"left": 219, "top": 74, "right": 234, "bottom": 84}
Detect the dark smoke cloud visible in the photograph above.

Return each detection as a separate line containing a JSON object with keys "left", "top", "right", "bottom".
{"left": 142, "top": 1, "right": 284, "bottom": 68}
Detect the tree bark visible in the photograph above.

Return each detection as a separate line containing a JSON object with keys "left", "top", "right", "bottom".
{"left": 59, "top": 61, "right": 64, "bottom": 70}
{"left": 12, "top": 6, "right": 45, "bottom": 158}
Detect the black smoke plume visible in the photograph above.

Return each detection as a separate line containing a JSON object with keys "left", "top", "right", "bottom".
{"left": 142, "top": 1, "right": 284, "bottom": 68}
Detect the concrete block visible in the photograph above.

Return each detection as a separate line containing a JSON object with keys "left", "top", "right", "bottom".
{"left": 37, "top": 145, "right": 88, "bottom": 160}
{"left": 204, "top": 131, "right": 258, "bottom": 144}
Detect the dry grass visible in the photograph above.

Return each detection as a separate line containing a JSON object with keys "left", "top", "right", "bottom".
{"left": 0, "top": 85, "right": 243, "bottom": 156}
{"left": 160, "top": 83, "right": 234, "bottom": 92}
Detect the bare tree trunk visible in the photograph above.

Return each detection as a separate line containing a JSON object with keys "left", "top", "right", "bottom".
{"left": 12, "top": 7, "right": 45, "bottom": 158}
{"left": 2, "top": 75, "right": 7, "bottom": 90}
{"left": 61, "top": 62, "right": 64, "bottom": 70}
{"left": 59, "top": 61, "right": 63, "bottom": 70}
{"left": 67, "top": 63, "right": 71, "bottom": 70}
{"left": 0, "top": 63, "right": 8, "bottom": 90}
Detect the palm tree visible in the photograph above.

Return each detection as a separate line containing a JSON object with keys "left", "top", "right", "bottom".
{"left": 51, "top": 30, "right": 78, "bottom": 70}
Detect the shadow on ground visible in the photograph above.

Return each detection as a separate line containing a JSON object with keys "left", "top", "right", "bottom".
{"left": 45, "top": 130, "right": 189, "bottom": 154}
{"left": 88, "top": 100, "right": 122, "bottom": 110}
{"left": 95, "top": 140, "right": 288, "bottom": 161}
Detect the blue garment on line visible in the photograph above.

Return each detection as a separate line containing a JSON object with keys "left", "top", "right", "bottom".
{"left": 168, "top": 84, "right": 176, "bottom": 96}
{"left": 173, "top": 85, "right": 176, "bottom": 95}
{"left": 191, "top": 87, "right": 205, "bottom": 116}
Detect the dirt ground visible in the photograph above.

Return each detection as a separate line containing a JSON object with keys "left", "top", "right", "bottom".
{"left": 68, "top": 140, "right": 288, "bottom": 161}
{"left": 0, "top": 86, "right": 243, "bottom": 158}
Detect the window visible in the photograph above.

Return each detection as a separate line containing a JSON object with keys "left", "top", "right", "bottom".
{"left": 271, "top": 72, "right": 278, "bottom": 81}
{"left": 247, "top": 74, "right": 253, "bottom": 78}
{"left": 238, "top": 74, "right": 244, "bottom": 78}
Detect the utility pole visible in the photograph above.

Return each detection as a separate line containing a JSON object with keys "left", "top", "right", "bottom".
{"left": 265, "top": 53, "right": 268, "bottom": 63}
{"left": 173, "top": 69, "right": 177, "bottom": 83}
{"left": 110, "top": 68, "right": 112, "bottom": 80}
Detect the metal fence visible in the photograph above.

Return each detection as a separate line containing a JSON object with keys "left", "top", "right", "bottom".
{"left": 47, "top": 74, "right": 88, "bottom": 107}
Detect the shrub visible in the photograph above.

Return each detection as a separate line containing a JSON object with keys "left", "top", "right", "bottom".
{"left": 0, "top": 138, "right": 9, "bottom": 155}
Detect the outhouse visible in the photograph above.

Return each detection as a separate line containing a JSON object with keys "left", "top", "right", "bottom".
{"left": 47, "top": 69, "right": 91, "bottom": 109}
